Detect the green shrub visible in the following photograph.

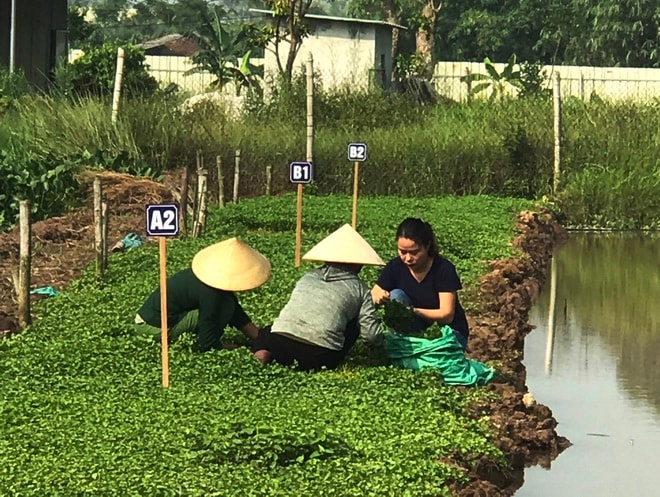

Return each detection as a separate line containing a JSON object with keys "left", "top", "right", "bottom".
{"left": 0, "top": 66, "right": 33, "bottom": 115}
{"left": 54, "top": 43, "right": 158, "bottom": 99}
{"left": 0, "top": 147, "right": 82, "bottom": 231}
{"left": 557, "top": 163, "right": 660, "bottom": 229}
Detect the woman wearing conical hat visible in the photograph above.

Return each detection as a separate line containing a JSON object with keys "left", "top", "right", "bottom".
{"left": 251, "top": 224, "right": 385, "bottom": 371}
{"left": 134, "top": 237, "right": 271, "bottom": 352}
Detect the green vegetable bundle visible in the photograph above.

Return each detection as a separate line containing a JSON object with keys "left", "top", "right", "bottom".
{"left": 382, "top": 300, "right": 420, "bottom": 336}
{"left": 382, "top": 300, "right": 446, "bottom": 339}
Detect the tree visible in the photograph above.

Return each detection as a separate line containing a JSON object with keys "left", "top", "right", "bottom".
{"left": 70, "top": 0, "right": 659, "bottom": 68}
{"left": 435, "top": 0, "right": 658, "bottom": 68}
{"left": 132, "top": 0, "right": 181, "bottom": 39}
{"left": 308, "top": 0, "right": 348, "bottom": 15}
{"left": 414, "top": 0, "right": 442, "bottom": 75}
{"left": 259, "top": 0, "right": 315, "bottom": 82}
{"left": 68, "top": 0, "right": 173, "bottom": 46}
{"left": 433, "top": 0, "right": 550, "bottom": 63}
{"left": 67, "top": 6, "right": 99, "bottom": 48}
{"left": 348, "top": 0, "right": 442, "bottom": 77}
{"left": 346, "top": 0, "right": 410, "bottom": 77}
{"left": 56, "top": 43, "right": 158, "bottom": 98}
{"left": 536, "top": 0, "right": 659, "bottom": 67}
{"left": 347, "top": 0, "right": 405, "bottom": 74}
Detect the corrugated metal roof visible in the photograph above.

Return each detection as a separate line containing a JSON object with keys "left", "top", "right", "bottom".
{"left": 139, "top": 34, "right": 199, "bottom": 56}
{"left": 249, "top": 8, "right": 407, "bottom": 30}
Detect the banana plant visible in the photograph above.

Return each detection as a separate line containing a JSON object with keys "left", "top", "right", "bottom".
{"left": 460, "top": 54, "right": 524, "bottom": 101}
{"left": 184, "top": 6, "right": 264, "bottom": 96}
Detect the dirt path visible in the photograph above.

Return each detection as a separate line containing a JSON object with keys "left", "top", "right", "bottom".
{"left": 0, "top": 172, "right": 569, "bottom": 495}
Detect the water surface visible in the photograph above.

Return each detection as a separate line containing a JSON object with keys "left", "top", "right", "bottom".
{"left": 517, "top": 232, "right": 660, "bottom": 496}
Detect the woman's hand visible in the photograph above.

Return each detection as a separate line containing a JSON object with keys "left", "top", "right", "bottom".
{"left": 412, "top": 292, "right": 456, "bottom": 324}
{"left": 371, "top": 284, "right": 390, "bottom": 305}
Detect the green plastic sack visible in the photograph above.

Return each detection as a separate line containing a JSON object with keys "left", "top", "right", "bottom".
{"left": 384, "top": 325, "right": 495, "bottom": 386}
{"left": 29, "top": 286, "right": 60, "bottom": 297}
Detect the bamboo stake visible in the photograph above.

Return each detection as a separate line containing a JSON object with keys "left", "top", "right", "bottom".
{"left": 198, "top": 173, "right": 208, "bottom": 235}
{"left": 544, "top": 256, "right": 558, "bottom": 375}
{"left": 101, "top": 201, "right": 109, "bottom": 271}
{"left": 111, "top": 47, "right": 125, "bottom": 124}
{"left": 191, "top": 151, "right": 203, "bottom": 222}
{"left": 94, "top": 178, "right": 104, "bottom": 277}
{"left": 295, "top": 53, "right": 315, "bottom": 268}
{"left": 351, "top": 161, "right": 359, "bottom": 228}
{"left": 294, "top": 183, "right": 303, "bottom": 267}
{"left": 233, "top": 149, "right": 241, "bottom": 203}
{"left": 192, "top": 170, "right": 208, "bottom": 238}
{"left": 552, "top": 73, "right": 562, "bottom": 194}
{"left": 306, "top": 54, "right": 314, "bottom": 165}
{"left": 180, "top": 166, "right": 189, "bottom": 236}
{"left": 18, "top": 200, "right": 31, "bottom": 329}
{"left": 216, "top": 155, "right": 225, "bottom": 207}
{"left": 265, "top": 164, "right": 272, "bottom": 196}
{"left": 191, "top": 168, "right": 200, "bottom": 229}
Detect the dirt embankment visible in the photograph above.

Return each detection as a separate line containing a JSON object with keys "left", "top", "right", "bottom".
{"left": 0, "top": 172, "right": 570, "bottom": 495}
{"left": 453, "top": 209, "right": 571, "bottom": 496}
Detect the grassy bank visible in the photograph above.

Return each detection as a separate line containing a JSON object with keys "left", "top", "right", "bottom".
{"left": 0, "top": 86, "right": 658, "bottom": 231}
{"left": 0, "top": 194, "right": 533, "bottom": 495}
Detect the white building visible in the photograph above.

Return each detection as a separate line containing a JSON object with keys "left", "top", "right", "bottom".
{"left": 250, "top": 9, "right": 405, "bottom": 90}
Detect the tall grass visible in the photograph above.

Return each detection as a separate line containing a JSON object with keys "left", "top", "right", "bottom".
{"left": 1, "top": 81, "right": 658, "bottom": 230}
{"left": 558, "top": 98, "right": 660, "bottom": 229}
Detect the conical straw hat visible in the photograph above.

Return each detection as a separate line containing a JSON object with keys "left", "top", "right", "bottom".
{"left": 191, "top": 237, "right": 271, "bottom": 291}
{"left": 303, "top": 224, "right": 385, "bottom": 266}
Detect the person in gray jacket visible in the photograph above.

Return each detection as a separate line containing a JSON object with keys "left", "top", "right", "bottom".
{"left": 252, "top": 224, "right": 385, "bottom": 371}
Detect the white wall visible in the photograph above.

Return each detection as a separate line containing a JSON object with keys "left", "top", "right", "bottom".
{"left": 433, "top": 61, "right": 660, "bottom": 102}
{"left": 263, "top": 21, "right": 377, "bottom": 89}
{"left": 145, "top": 55, "right": 215, "bottom": 93}
{"left": 111, "top": 51, "right": 660, "bottom": 102}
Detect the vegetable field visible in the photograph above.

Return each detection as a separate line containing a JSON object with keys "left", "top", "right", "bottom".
{"left": 0, "top": 194, "right": 536, "bottom": 495}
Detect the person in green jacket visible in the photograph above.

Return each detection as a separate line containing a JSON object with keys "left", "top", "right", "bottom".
{"left": 134, "top": 237, "right": 271, "bottom": 352}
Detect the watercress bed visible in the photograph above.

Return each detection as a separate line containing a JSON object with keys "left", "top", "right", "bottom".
{"left": 0, "top": 194, "right": 535, "bottom": 496}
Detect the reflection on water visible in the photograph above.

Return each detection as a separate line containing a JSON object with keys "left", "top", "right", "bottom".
{"left": 517, "top": 232, "right": 660, "bottom": 497}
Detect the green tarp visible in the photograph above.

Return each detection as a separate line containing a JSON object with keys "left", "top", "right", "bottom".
{"left": 384, "top": 325, "right": 495, "bottom": 386}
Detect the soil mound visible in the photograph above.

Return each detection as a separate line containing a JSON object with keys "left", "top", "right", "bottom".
{"left": 0, "top": 171, "right": 174, "bottom": 335}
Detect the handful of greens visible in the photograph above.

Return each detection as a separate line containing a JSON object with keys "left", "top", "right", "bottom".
{"left": 381, "top": 300, "right": 446, "bottom": 338}
{"left": 382, "top": 299, "right": 420, "bottom": 336}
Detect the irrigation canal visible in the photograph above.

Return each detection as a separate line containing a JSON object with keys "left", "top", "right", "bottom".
{"left": 516, "top": 232, "right": 660, "bottom": 496}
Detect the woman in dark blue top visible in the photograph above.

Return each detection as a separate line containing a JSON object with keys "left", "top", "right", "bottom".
{"left": 371, "top": 217, "right": 469, "bottom": 349}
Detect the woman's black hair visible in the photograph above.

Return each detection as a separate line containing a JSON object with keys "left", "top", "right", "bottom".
{"left": 395, "top": 217, "right": 439, "bottom": 257}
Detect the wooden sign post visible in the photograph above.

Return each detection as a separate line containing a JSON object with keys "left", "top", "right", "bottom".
{"left": 289, "top": 162, "right": 313, "bottom": 267}
{"left": 347, "top": 143, "right": 367, "bottom": 229}
{"left": 158, "top": 237, "right": 169, "bottom": 387}
{"left": 298, "top": 53, "right": 315, "bottom": 268}
{"left": 146, "top": 204, "right": 179, "bottom": 388}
